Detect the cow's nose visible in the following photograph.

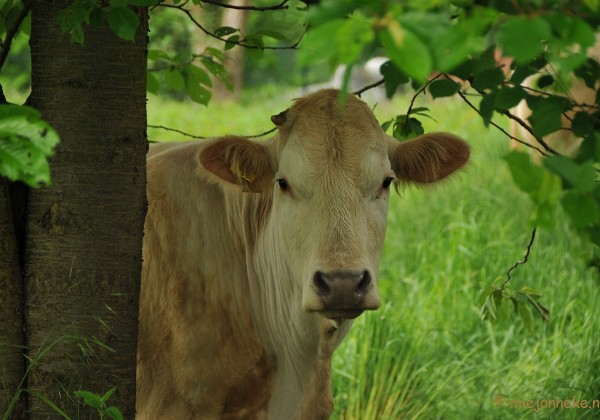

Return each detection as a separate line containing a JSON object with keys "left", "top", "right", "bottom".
{"left": 313, "top": 269, "right": 372, "bottom": 307}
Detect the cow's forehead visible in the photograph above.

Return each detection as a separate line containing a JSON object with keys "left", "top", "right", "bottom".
{"left": 281, "top": 90, "right": 386, "bottom": 167}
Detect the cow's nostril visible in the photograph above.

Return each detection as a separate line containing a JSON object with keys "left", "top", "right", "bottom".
{"left": 314, "top": 271, "right": 331, "bottom": 297}
{"left": 355, "top": 271, "right": 371, "bottom": 296}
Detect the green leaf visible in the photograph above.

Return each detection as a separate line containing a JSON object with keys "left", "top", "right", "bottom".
{"left": 504, "top": 150, "right": 563, "bottom": 228}
{"left": 0, "top": 105, "right": 60, "bottom": 187}
{"left": 494, "top": 86, "right": 526, "bottom": 111}
{"left": 471, "top": 67, "right": 505, "bottom": 91}
{"left": 544, "top": 156, "right": 596, "bottom": 192}
{"left": 204, "top": 47, "right": 224, "bottom": 62}
{"left": 107, "top": 7, "right": 139, "bottom": 41}
{"left": 186, "top": 64, "right": 212, "bottom": 88}
{"left": 537, "top": 74, "right": 554, "bottom": 89}
{"left": 225, "top": 35, "right": 240, "bottom": 50}
{"left": 186, "top": 80, "right": 211, "bottom": 105}
{"left": 214, "top": 26, "right": 237, "bottom": 37}
{"left": 497, "top": 16, "right": 552, "bottom": 64}
{"left": 575, "top": 58, "right": 600, "bottom": 89}
{"left": 201, "top": 57, "right": 229, "bottom": 86}
{"left": 105, "top": 406, "right": 124, "bottom": 420}
{"left": 165, "top": 69, "right": 185, "bottom": 91}
{"left": 148, "top": 49, "right": 171, "bottom": 61}
{"left": 127, "top": 0, "right": 159, "bottom": 5}
{"left": 306, "top": 0, "right": 364, "bottom": 25}
{"left": 431, "top": 11, "right": 489, "bottom": 72}
{"left": 511, "top": 64, "right": 537, "bottom": 85}
{"left": 101, "top": 387, "right": 117, "bottom": 403}
{"left": 57, "top": 0, "right": 96, "bottom": 45}
{"left": 517, "top": 295, "right": 535, "bottom": 331}
{"left": 336, "top": 14, "right": 374, "bottom": 64}
{"left": 379, "top": 20, "right": 432, "bottom": 83}
{"left": 428, "top": 79, "right": 460, "bottom": 98}
{"left": 571, "top": 111, "right": 595, "bottom": 137}
{"left": 479, "top": 91, "right": 496, "bottom": 126}
{"left": 253, "top": 29, "right": 288, "bottom": 41}
{"left": 526, "top": 95, "right": 569, "bottom": 137}
{"left": 299, "top": 19, "right": 345, "bottom": 67}
{"left": 74, "top": 390, "right": 102, "bottom": 409}
{"left": 503, "top": 151, "right": 551, "bottom": 198}
{"left": 380, "top": 60, "right": 409, "bottom": 98}
{"left": 562, "top": 191, "right": 600, "bottom": 228}
{"left": 393, "top": 115, "right": 424, "bottom": 140}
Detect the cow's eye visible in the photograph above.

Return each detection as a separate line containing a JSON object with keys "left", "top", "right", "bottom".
{"left": 382, "top": 177, "right": 394, "bottom": 189}
{"left": 277, "top": 178, "right": 289, "bottom": 191}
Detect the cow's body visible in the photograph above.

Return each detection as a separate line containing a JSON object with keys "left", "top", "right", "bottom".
{"left": 137, "top": 89, "right": 469, "bottom": 419}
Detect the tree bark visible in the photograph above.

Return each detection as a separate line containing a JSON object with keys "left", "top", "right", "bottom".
{"left": 0, "top": 178, "right": 26, "bottom": 419}
{"left": 215, "top": 0, "right": 249, "bottom": 100}
{"left": 25, "top": 1, "right": 147, "bottom": 417}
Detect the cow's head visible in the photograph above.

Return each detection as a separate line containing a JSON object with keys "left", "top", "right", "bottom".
{"left": 200, "top": 89, "right": 469, "bottom": 320}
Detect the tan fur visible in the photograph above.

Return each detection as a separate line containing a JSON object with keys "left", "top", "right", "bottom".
{"left": 138, "top": 89, "right": 469, "bottom": 419}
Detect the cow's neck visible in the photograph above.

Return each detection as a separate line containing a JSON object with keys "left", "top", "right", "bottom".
{"left": 229, "top": 192, "right": 352, "bottom": 418}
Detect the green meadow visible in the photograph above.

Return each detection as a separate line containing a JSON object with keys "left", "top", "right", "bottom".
{"left": 148, "top": 89, "right": 600, "bottom": 419}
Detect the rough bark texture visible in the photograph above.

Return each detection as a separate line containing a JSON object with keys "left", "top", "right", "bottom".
{"left": 25, "top": 1, "right": 147, "bottom": 417}
{"left": 0, "top": 178, "right": 26, "bottom": 419}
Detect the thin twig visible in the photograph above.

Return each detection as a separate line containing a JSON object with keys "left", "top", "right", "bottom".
{"left": 159, "top": 3, "right": 304, "bottom": 50}
{"left": 458, "top": 72, "right": 559, "bottom": 156}
{"left": 198, "top": 0, "right": 289, "bottom": 11}
{"left": 501, "top": 228, "right": 537, "bottom": 290}
{"left": 455, "top": 89, "right": 550, "bottom": 157}
{"left": 501, "top": 108, "right": 560, "bottom": 156}
{"left": 353, "top": 78, "right": 385, "bottom": 97}
{"left": 406, "top": 74, "right": 442, "bottom": 118}
{"left": 147, "top": 124, "right": 276, "bottom": 139}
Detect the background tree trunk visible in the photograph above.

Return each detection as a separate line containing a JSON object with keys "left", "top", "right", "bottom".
{"left": 0, "top": 178, "right": 26, "bottom": 419}
{"left": 24, "top": 1, "right": 147, "bottom": 417}
{"left": 215, "top": 0, "right": 249, "bottom": 99}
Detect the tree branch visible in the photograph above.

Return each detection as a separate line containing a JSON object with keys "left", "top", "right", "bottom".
{"left": 147, "top": 124, "right": 276, "bottom": 140}
{"left": 501, "top": 228, "right": 537, "bottom": 290}
{"left": 353, "top": 78, "right": 384, "bottom": 98}
{"left": 500, "top": 107, "right": 560, "bottom": 156}
{"left": 455, "top": 88, "right": 551, "bottom": 157}
{"left": 198, "top": 0, "right": 289, "bottom": 11}
{"left": 0, "top": 0, "right": 31, "bottom": 74}
{"left": 159, "top": 3, "right": 305, "bottom": 50}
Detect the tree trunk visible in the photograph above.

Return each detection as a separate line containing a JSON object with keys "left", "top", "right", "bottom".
{"left": 0, "top": 178, "right": 26, "bottom": 419}
{"left": 24, "top": 1, "right": 147, "bottom": 417}
{"left": 215, "top": 0, "right": 249, "bottom": 100}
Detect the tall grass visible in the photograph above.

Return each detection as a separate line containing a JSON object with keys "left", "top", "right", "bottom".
{"left": 148, "top": 89, "right": 600, "bottom": 419}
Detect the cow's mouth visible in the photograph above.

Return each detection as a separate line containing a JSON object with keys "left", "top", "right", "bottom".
{"left": 319, "top": 309, "right": 365, "bottom": 320}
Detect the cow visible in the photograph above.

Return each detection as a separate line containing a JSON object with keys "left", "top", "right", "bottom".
{"left": 137, "top": 89, "right": 470, "bottom": 419}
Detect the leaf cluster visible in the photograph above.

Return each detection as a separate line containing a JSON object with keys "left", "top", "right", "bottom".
{"left": 480, "top": 284, "right": 549, "bottom": 332}
{"left": 74, "top": 387, "right": 122, "bottom": 420}
{"left": 0, "top": 105, "right": 59, "bottom": 187}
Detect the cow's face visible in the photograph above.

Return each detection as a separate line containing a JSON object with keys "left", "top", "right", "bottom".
{"left": 200, "top": 89, "right": 469, "bottom": 321}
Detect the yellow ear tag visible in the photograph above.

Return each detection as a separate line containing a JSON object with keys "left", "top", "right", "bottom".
{"left": 230, "top": 165, "right": 256, "bottom": 183}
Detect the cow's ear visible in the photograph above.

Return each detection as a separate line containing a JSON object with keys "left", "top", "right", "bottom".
{"left": 388, "top": 132, "right": 470, "bottom": 184}
{"left": 199, "top": 136, "right": 275, "bottom": 192}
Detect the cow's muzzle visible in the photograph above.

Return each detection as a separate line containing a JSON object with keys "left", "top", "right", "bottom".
{"left": 312, "top": 270, "right": 380, "bottom": 319}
